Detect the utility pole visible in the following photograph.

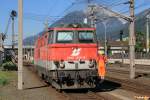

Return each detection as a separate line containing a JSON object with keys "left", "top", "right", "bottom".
{"left": 18, "top": 0, "right": 23, "bottom": 90}
{"left": 98, "top": 0, "right": 136, "bottom": 79}
{"left": 87, "top": 0, "right": 135, "bottom": 79}
{"left": 146, "top": 15, "right": 150, "bottom": 53}
{"left": 88, "top": 4, "right": 97, "bottom": 28}
{"left": 129, "top": 0, "right": 135, "bottom": 79}
{"left": 44, "top": 19, "right": 49, "bottom": 31}
{"left": 101, "top": 22, "right": 107, "bottom": 56}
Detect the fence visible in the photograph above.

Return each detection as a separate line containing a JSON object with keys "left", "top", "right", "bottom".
{"left": 108, "top": 52, "right": 150, "bottom": 65}
{"left": 109, "top": 52, "right": 150, "bottom": 59}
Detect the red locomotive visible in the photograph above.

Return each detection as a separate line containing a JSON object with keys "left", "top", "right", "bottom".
{"left": 34, "top": 24, "right": 105, "bottom": 90}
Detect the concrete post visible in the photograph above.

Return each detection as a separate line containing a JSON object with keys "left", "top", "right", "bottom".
{"left": 146, "top": 16, "right": 149, "bottom": 52}
{"left": 18, "top": 0, "right": 23, "bottom": 90}
{"left": 129, "top": 0, "right": 136, "bottom": 79}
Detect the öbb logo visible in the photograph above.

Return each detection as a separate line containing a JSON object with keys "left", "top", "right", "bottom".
{"left": 71, "top": 48, "right": 81, "bottom": 56}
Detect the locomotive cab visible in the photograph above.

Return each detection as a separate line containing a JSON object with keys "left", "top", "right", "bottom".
{"left": 35, "top": 24, "right": 102, "bottom": 90}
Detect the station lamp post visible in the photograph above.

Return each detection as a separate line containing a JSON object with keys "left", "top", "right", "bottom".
{"left": 102, "top": 21, "right": 107, "bottom": 57}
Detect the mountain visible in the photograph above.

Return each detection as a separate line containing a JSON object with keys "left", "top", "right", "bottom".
{"left": 23, "top": 35, "right": 37, "bottom": 45}
{"left": 49, "top": 8, "right": 128, "bottom": 40}
{"left": 135, "top": 8, "right": 150, "bottom": 33}
{"left": 23, "top": 8, "right": 150, "bottom": 45}
{"left": 50, "top": 11, "right": 87, "bottom": 27}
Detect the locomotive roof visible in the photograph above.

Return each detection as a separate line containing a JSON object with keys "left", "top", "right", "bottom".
{"left": 37, "top": 23, "right": 95, "bottom": 37}
{"left": 48, "top": 27, "right": 96, "bottom": 31}
{"left": 48, "top": 23, "right": 95, "bottom": 31}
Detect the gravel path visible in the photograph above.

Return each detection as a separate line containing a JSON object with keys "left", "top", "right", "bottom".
{"left": 0, "top": 66, "right": 67, "bottom": 100}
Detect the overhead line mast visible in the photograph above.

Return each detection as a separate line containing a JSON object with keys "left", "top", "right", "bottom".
{"left": 18, "top": 0, "right": 23, "bottom": 90}
{"left": 129, "top": 0, "right": 135, "bottom": 79}
{"left": 146, "top": 15, "right": 150, "bottom": 53}
{"left": 87, "top": 0, "right": 136, "bottom": 79}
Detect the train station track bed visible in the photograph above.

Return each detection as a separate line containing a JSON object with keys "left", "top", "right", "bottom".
{"left": 106, "top": 76, "right": 150, "bottom": 96}
{"left": 26, "top": 63, "right": 150, "bottom": 99}
{"left": 1, "top": 63, "right": 149, "bottom": 100}
{"left": 106, "top": 64, "right": 150, "bottom": 96}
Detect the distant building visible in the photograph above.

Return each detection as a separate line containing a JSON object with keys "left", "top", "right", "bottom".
{"left": 98, "top": 40, "right": 128, "bottom": 54}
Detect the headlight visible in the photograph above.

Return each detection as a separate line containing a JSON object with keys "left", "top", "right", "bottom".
{"left": 89, "top": 59, "right": 95, "bottom": 68}
{"left": 59, "top": 60, "right": 65, "bottom": 69}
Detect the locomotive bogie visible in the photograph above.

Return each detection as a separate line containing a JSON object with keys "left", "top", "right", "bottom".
{"left": 35, "top": 62, "right": 99, "bottom": 89}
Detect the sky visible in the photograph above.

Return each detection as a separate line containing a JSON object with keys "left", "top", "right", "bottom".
{"left": 0, "top": 0, "right": 150, "bottom": 45}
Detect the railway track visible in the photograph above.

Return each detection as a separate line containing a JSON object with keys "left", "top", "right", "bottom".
{"left": 62, "top": 91, "right": 105, "bottom": 100}
{"left": 106, "top": 76, "right": 150, "bottom": 96}
{"left": 107, "top": 68, "right": 150, "bottom": 78}
{"left": 24, "top": 62, "right": 150, "bottom": 100}
{"left": 107, "top": 64, "right": 150, "bottom": 75}
{"left": 24, "top": 62, "right": 120, "bottom": 100}
{"left": 61, "top": 90, "right": 120, "bottom": 100}
{"left": 106, "top": 67, "right": 150, "bottom": 96}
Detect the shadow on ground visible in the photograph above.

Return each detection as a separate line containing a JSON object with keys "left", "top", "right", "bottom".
{"left": 92, "top": 80, "right": 121, "bottom": 92}
{"left": 63, "top": 80, "right": 121, "bottom": 93}
{"left": 24, "top": 84, "right": 49, "bottom": 90}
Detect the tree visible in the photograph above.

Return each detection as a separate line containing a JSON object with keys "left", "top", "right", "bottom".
{"left": 135, "top": 32, "right": 145, "bottom": 52}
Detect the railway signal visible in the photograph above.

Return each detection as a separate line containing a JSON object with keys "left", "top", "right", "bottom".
{"left": 120, "top": 30, "right": 123, "bottom": 41}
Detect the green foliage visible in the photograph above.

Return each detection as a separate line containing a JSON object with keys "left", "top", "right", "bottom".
{"left": 31, "top": 60, "right": 34, "bottom": 64}
{"left": 0, "top": 78, "right": 8, "bottom": 86}
{"left": 0, "top": 71, "right": 10, "bottom": 86}
{"left": 4, "top": 55, "right": 12, "bottom": 62}
{"left": 1, "top": 61, "right": 17, "bottom": 71}
{"left": 135, "top": 32, "right": 145, "bottom": 52}
{"left": 0, "top": 71, "right": 16, "bottom": 86}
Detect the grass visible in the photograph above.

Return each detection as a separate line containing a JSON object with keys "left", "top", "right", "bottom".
{"left": 0, "top": 71, "right": 16, "bottom": 86}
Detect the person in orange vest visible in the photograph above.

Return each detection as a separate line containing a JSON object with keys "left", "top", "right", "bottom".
{"left": 97, "top": 53, "right": 107, "bottom": 80}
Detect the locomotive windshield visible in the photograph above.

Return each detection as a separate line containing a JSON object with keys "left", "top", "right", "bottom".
{"left": 55, "top": 30, "right": 96, "bottom": 43}
{"left": 56, "top": 31, "right": 73, "bottom": 43}
{"left": 78, "top": 31, "right": 94, "bottom": 43}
